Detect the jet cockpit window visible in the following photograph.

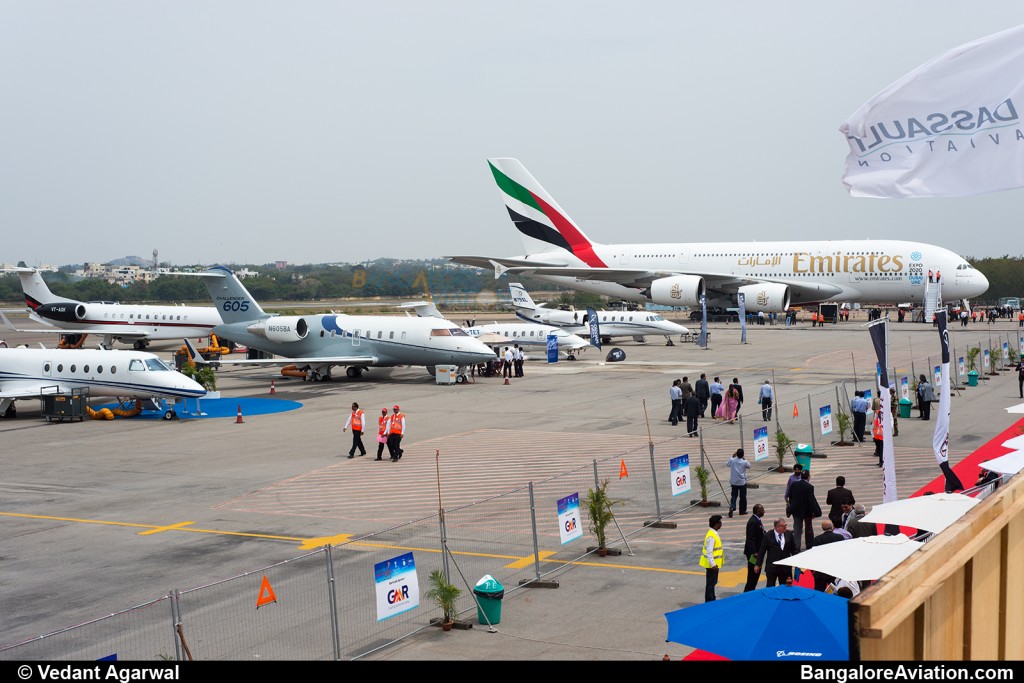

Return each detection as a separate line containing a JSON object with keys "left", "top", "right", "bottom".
{"left": 449, "top": 328, "right": 469, "bottom": 337}
{"left": 129, "top": 359, "right": 146, "bottom": 371}
{"left": 430, "top": 329, "right": 452, "bottom": 336}
{"left": 145, "top": 358, "right": 171, "bottom": 371}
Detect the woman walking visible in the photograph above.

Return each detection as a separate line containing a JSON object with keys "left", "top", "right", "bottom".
{"left": 718, "top": 385, "right": 741, "bottom": 423}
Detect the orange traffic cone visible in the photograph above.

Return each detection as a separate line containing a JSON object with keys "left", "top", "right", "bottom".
{"left": 270, "top": 379, "right": 276, "bottom": 395}
{"left": 504, "top": 377, "right": 510, "bottom": 385}
{"left": 792, "top": 403, "right": 799, "bottom": 418}
{"left": 619, "top": 459, "right": 629, "bottom": 478}
{"left": 236, "top": 404, "right": 244, "bottom": 424}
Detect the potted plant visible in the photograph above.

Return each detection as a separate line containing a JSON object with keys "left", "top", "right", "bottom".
{"left": 180, "top": 363, "right": 218, "bottom": 393}
{"left": 988, "top": 344, "right": 1001, "bottom": 375}
{"left": 773, "top": 429, "right": 795, "bottom": 472}
{"left": 966, "top": 347, "right": 981, "bottom": 386}
{"left": 832, "top": 406, "right": 854, "bottom": 446}
{"left": 694, "top": 465, "right": 711, "bottom": 506}
{"left": 424, "top": 569, "right": 462, "bottom": 631}
{"left": 584, "top": 479, "right": 622, "bottom": 556}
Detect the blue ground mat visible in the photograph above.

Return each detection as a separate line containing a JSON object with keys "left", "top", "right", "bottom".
{"left": 97, "top": 397, "right": 302, "bottom": 420}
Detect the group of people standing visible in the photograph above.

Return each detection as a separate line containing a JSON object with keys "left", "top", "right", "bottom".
{"left": 344, "top": 402, "right": 407, "bottom": 462}
{"left": 703, "top": 464, "right": 873, "bottom": 602}
{"left": 668, "top": 374, "right": 765, "bottom": 434}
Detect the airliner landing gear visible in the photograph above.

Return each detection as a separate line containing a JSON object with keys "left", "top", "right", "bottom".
{"left": 133, "top": 340, "right": 149, "bottom": 350}
{"left": 346, "top": 366, "right": 364, "bottom": 379}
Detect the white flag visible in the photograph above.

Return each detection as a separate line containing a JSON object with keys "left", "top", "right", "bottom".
{"left": 841, "top": 24, "right": 1024, "bottom": 198}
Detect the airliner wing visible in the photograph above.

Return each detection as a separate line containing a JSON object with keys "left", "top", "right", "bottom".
{"left": 195, "top": 355, "right": 380, "bottom": 367}
{"left": 450, "top": 260, "right": 843, "bottom": 301}
{"left": 0, "top": 381, "right": 72, "bottom": 399}
{"left": 2, "top": 311, "right": 150, "bottom": 338}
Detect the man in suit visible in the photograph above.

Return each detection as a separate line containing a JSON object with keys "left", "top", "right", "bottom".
{"left": 755, "top": 518, "right": 796, "bottom": 587}
{"left": 695, "top": 373, "right": 711, "bottom": 418}
{"left": 743, "top": 504, "right": 766, "bottom": 592}
{"left": 683, "top": 392, "right": 701, "bottom": 437}
{"left": 846, "top": 503, "right": 876, "bottom": 539}
{"left": 787, "top": 470, "right": 821, "bottom": 553}
{"left": 811, "top": 520, "right": 845, "bottom": 592}
{"left": 825, "top": 476, "right": 855, "bottom": 529}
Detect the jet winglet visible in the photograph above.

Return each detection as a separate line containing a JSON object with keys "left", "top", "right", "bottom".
{"left": 489, "top": 260, "right": 510, "bottom": 279}
{"left": 183, "top": 338, "right": 207, "bottom": 365}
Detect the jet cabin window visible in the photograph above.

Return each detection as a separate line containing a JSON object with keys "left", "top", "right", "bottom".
{"left": 146, "top": 358, "right": 170, "bottom": 371}
{"left": 129, "top": 359, "right": 145, "bottom": 371}
{"left": 431, "top": 329, "right": 452, "bottom": 336}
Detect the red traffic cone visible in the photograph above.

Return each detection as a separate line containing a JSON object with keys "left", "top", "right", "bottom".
{"left": 235, "top": 404, "right": 244, "bottom": 424}
{"left": 270, "top": 379, "right": 276, "bottom": 395}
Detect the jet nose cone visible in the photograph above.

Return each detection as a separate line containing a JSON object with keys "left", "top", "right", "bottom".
{"left": 975, "top": 271, "right": 990, "bottom": 297}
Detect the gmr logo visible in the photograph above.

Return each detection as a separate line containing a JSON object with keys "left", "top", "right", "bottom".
{"left": 387, "top": 585, "right": 410, "bottom": 604}
{"left": 564, "top": 517, "right": 577, "bottom": 532}
{"left": 675, "top": 474, "right": 687, "bottom": 487}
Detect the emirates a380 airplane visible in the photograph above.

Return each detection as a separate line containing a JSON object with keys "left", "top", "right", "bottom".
{"left": 450, "top": 158, "right": 989, "bottom": 312}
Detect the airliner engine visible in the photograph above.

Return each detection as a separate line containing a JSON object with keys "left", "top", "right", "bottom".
{"left": 737, "top": 283, "right": 791, "bottom": 313}
{"left": 646, "top": 275, "right": 705, "bottom": 307}
{"left": 246, "top": 316, "right": 309, "bottom": 343}
{"left": 36, "top": 303, "right": 87, "bottom": 322}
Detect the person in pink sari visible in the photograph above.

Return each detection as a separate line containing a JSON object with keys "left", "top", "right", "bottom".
{"left": 718, "top": 386, "right": 740, "bottom": 423}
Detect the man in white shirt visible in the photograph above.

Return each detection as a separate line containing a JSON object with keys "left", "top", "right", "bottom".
{"left": 502, "top": 347, "right": 513, "bottom": 379}
{"left": 513, "top": 344, "right": 524, "bottom": 377}
{"left": 726, "top": 448, "right": 752, "bottom": 517}
{"left": 758, "top": 380, "right": 774, "bottom": 422}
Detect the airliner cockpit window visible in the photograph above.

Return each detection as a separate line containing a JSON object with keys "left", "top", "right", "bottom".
{"left": 430, "top": 329, "right": 452, "bottom": 336}
{"left": 129, "top": 359, "right": 145, "bottom": 371}
{"left": 449, "top": 328, "right": 469, "bottom": 336}
{"left": 145, "top": 358, "right": 170, "bottom": 371}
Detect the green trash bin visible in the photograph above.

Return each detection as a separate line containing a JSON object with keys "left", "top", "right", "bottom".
{"left": 898, "top": 398, "right": 912, "bottom": 419}
{"left": 967, "top": 370, "right": 979, "bottom": 387}
{"left": 473, "top": 575, "right": 504, "bottom": 625}
{"left": 794, "top": 443, "right": 813, "bottom": 472}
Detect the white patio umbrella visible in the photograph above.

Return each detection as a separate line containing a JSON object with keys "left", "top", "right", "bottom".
{"left": 774, "top": 534, "right": 923, "bottom": 582}
{"left": 859, "top": 492, "right": 979, "bottom": 534}
{"left": 978, "top": 450, "right": 1024, "bottom": 476}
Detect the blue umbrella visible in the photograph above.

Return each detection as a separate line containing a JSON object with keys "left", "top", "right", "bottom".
{"left": 664, "top": 585, "right": 849, "bottom": 661}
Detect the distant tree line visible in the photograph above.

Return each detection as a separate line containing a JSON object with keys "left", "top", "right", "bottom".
{"left": 1, "top": 256, "right": 1020, "bottom": 307}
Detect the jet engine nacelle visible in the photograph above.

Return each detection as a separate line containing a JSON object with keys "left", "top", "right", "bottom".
{"left": 36, "top": 303, "right": 87, "bottom": 322}
{"left": 247, "top": 316, "right": 309, "bottom": 343}
{"left": 737, "top": 283, "right": 791, "bottom": 313}
{"left": 646, "top": 275, "right": 705, "bottom": 307}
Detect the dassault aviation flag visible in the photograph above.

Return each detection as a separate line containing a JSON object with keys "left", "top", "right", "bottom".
{"left": 933, "top": 310, "right": 965, "bottom": 492}
{"left": 586, "top": 307, "right": 601, "bottom": 350}
{"left": 841, "top": 24, "right": 1024, "bottom": 198}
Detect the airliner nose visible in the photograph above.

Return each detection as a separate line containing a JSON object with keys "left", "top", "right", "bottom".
{"left": 974, "top": 271, "right": 990, "bottom": 297}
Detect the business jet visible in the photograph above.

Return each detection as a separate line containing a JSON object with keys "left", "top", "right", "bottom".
{"left": 4, "top": 267, "right": 223, "bottom": 350}
{"left": 397, "top": 301, "right": 591, "bottom": 360}
{"left": 0, "top": 340, "right": 206, "bottom": 420}
{"left": 187, "top": 266, "right": 497, "bottom": 381}
{"left": 508, "top": 283, "right": 690, "bottom": 346}
{"left": 449, "top": 158, "right": 990, "bottom": 312}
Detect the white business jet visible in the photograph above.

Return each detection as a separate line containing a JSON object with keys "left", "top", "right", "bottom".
{"left": 4, "top": 267, "right": 223, "bottom": 350}
{"left": 0, "top": 331, "right": 206, "bottom": 420}
{"left": 508, "top": 283, "right": 690, "bottom": 346}
{"left": 397, "top": 301, "right": 591, "bottom": 361}
{"left": 186, "top": 266, "right": 497, "bottom": 381}
{"left": 449, "top": 158, "right": 989, "bottom": 310}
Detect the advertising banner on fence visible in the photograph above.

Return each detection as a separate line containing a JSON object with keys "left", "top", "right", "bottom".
{"left": 557, "top": 493, "right": 582, "bottom": 545}
{"left": 983, "top": 350, "right": 990, "bottom": 371}
{"left": 934, "top": 366, "right": 941, "bottom": 388}
{"left": 670, "top": 454, "right": 691, "bottom": 497}
{"left": 374, "top": 552, "right": 420, "bottom": 622}
{"left": 753, "top": 426, "right": 769, "bottom": 462}
{"left": 547, "top": 334, "right": 558, "bottom": 364}
{"left": 958, "top": 357, "right": 965, "bottom": 377}
{"left": 1003, "top": 342, "right": 1009, "bottom": 360}
{"left": 900, "top": 376, "right": 910, "bottom": 400}
{"left": 819, "top": 405, "right": 833, "bottom": 436}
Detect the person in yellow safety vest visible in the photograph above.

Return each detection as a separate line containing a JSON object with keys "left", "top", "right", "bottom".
{"left": 387, "top": 405, "right": 406, "bottom": 461}
{"left": 700, "top": 515, "right": 724, "bottom": 602}
{"left": 343, "top": 402, "right": 366, "bottom": 459}
{"left": 375, "top": 408, "right": 389, "bottom": 461}
{"left": 872, "top": 409, "right": 884, "bottom": 468}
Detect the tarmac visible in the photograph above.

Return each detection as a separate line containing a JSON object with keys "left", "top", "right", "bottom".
{"left": 2, "top": 310, "right": 1022, "bottom": 662}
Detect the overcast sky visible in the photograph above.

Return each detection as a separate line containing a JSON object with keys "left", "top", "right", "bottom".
{"left": 3, "top": 2, "right": 1023, "bottom": 268}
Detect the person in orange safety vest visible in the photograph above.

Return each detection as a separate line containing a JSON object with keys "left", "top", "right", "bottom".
{"left": 343, "top": 402, "right": 366, "bottom": 458}
{"left": 387, "top": 405, "right": 406, "bottom": 461}
{"left": 872, "top": 409, "right": 884, "bottom": 468}
{"left": 374, "top": 408, "right": 390, "bottom": 460}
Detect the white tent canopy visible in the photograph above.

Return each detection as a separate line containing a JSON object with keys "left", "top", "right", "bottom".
{"left": 978, "top": 450, "right": 1024, "bottom": 476}
{"left": 774, "top": 534, "right": 923, "bottom": 582}
{"left": 859, "top": 492, "right": 979, "bottom": 534}
{"left": 1001, "top": 434, "right": 1024, "bottom": 450}
{"left": 1005, "top": 403, "right": 1024, "bottom": 415}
